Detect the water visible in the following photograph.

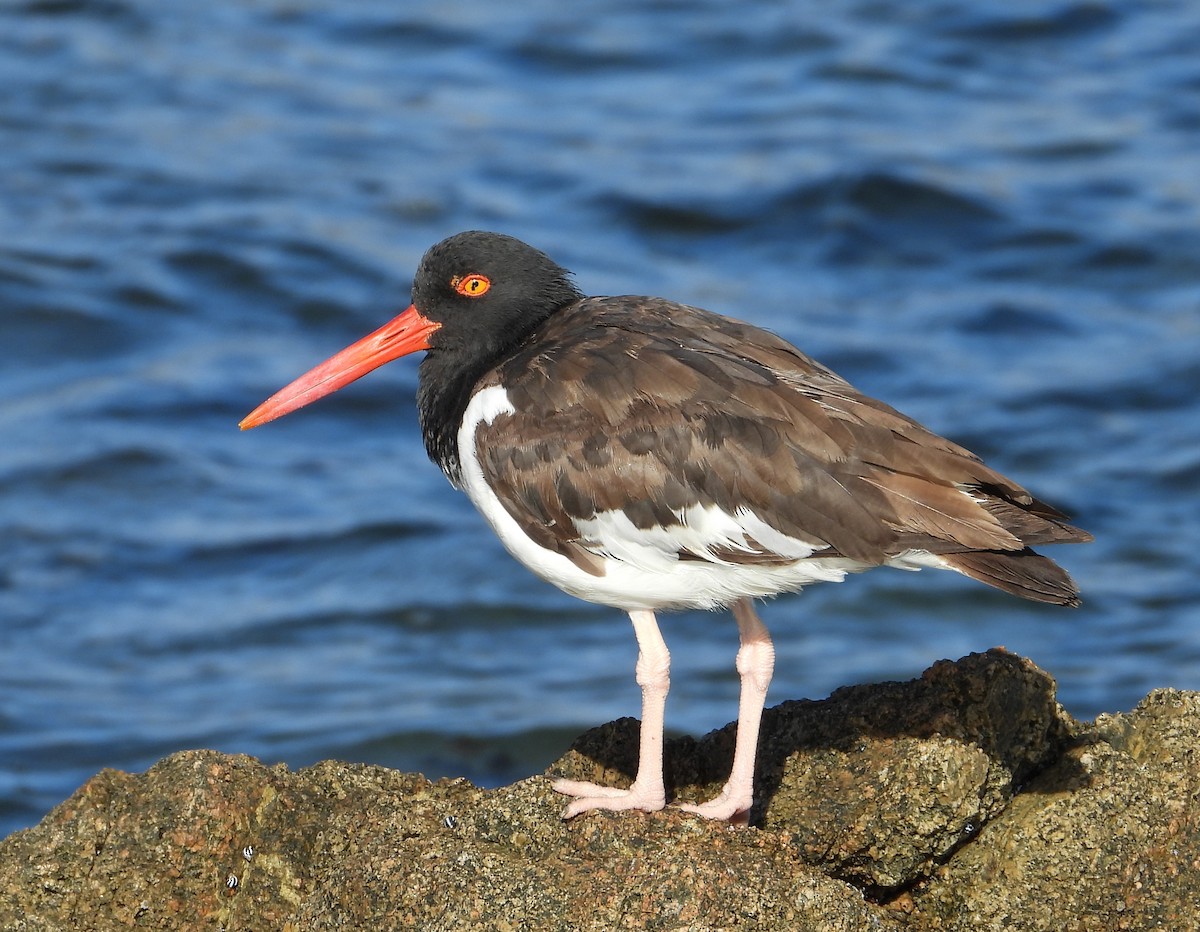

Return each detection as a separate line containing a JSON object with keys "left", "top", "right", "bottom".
{"left": 2, "top": 0, "right": 1198, "bottom": 837}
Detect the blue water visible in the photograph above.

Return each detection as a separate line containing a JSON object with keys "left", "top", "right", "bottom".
{"left": 2, "top": 0, "right": 1198, "bottom": 837}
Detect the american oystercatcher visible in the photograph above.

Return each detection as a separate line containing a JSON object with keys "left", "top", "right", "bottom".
{"left": 241, "top": 231, "right": 1091, "bottom": 822}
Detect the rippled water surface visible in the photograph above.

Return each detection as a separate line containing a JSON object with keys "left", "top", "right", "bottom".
{"left": 2, "top": 0, "right": 1199, "bottom": 836}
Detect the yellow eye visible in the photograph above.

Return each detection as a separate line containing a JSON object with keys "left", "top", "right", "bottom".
{"left": 452, "top": 273, "right": 491, "bottom": 298}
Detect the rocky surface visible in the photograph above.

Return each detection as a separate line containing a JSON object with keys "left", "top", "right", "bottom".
{"left": 0, "top": 649, "right": 1196, "bottom": 930}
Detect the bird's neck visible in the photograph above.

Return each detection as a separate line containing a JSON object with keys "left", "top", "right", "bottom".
{"left": 416, "top": 294, "right": 583, "bottom": 483}
{"left": 416, "top": 348, "right": 496, "bottom": 485}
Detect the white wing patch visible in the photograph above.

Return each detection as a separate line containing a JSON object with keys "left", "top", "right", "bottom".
{"left": 573, "top": 503, "right": 827, "bottom": 569}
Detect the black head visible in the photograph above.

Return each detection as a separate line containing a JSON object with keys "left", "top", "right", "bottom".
{"left": 403, "top": 232, "right": 582, "bottom": 479}
{"left": 239, "top": 231, "right": 581, "bottom": 475}
{"left": 412, "top": 231, "right": 583, "bottom": 360}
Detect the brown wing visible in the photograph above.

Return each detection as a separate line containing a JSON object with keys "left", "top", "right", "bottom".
{"left": 474, "top": 296, "right": 1090, "bottom": 602}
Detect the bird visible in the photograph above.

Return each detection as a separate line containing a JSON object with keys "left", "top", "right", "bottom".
{"left": 240, "top": 230, "right": 1091, "bottom": 822}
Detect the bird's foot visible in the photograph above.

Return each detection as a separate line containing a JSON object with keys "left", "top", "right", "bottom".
{"left": 552, "top": 778, "right": 667, "bottom": 819}
{"left": 676, "top": 787, "right": 753, "bottom": 824}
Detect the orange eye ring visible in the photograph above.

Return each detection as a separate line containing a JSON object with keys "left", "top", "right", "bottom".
{"left": 452, "top": 273, "right": 491, "bottom": 298}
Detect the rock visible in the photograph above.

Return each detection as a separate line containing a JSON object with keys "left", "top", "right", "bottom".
{"left": 558, "top": 649, "right": 1068, "bottom": 891}
{"left": 0, "top": 758, "right": 881, "bottom": 931}
{"left": 0, "top": 650, "right": 1196, "bottom": 931}
{"left": 912, "top": 688, "right": 1200, "bottom": 930}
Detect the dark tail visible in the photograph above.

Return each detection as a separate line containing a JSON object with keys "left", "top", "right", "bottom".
{"left": 941, "top": 548, "right": 1084, "bottom": 606}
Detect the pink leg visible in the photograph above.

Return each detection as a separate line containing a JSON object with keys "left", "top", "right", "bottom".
{"left": 678, "top": 598, "right": 774, "bottom": 822}
{"left": 553, "top": 609, "right": 670, "bottom": 817}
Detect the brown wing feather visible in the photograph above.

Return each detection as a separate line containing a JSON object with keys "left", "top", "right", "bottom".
{"left": 679, "top": 302, "right": 1090, "bottom": 552}
{"left": 473, "top": 296, "right": 1090, "bottom": 599}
